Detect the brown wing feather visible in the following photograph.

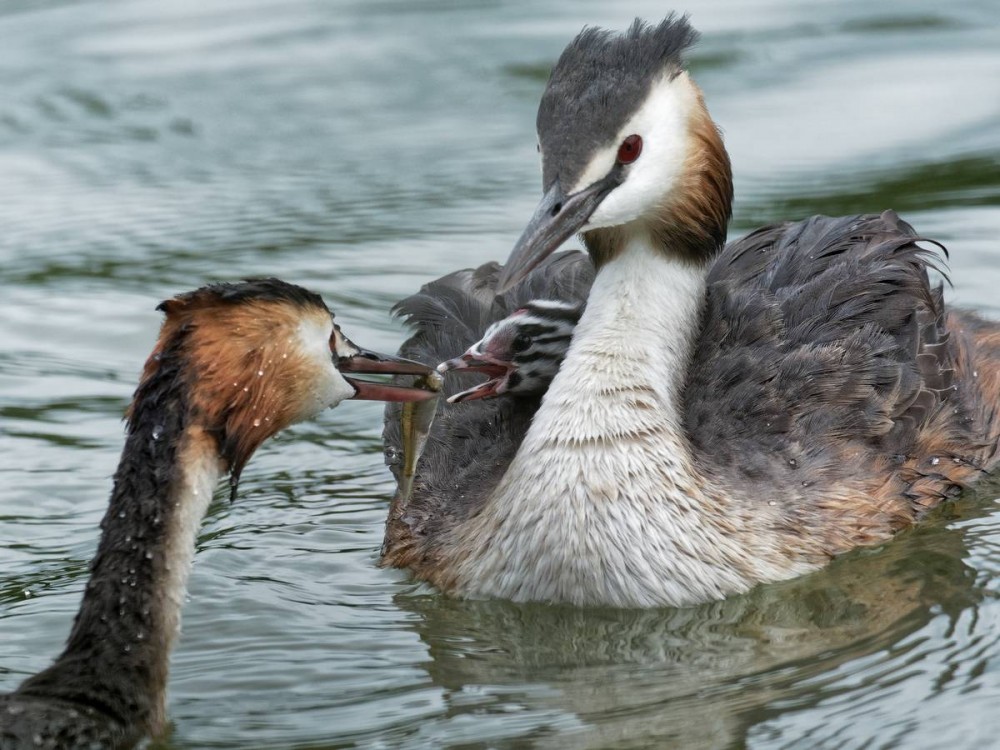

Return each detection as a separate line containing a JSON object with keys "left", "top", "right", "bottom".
{"left": 687, "top": 211, "right": 1000, "bottom": 553}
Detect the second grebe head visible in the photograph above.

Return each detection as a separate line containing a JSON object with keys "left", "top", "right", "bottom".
{"left": 143, "top": 278, "right": 433, "bottom": 493}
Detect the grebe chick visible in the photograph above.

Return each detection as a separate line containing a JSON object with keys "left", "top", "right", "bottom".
{"left": 438, "top": 300, "right": 581, "bottom": 402}
{"left": 0, "top": 279, "right": 433, "bottom": 749}
{"left": 384, "top": 17, "right": 1000, "bottom": 608}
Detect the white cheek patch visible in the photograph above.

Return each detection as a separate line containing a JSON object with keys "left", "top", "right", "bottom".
{"left": 575, "top": 73, "right": 697, "bottom": 231}
{"left": 295, "top": 316, "right": 355, "bottom": 417}
{"left": 296, "top": 316, "right": 336, "bottom": 367}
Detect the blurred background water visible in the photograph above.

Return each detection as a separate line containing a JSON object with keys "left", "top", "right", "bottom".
{"left": 1, "top": 0, "right": 999, "bottom": 748}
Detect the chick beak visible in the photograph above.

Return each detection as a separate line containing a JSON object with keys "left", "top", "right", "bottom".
{"left": 437, "top": 352, "right": 513, "bottom": 403}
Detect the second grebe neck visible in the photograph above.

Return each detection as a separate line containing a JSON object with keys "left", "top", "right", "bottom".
{"left": 15, "top": 353, "right": 224, "bottom": 738}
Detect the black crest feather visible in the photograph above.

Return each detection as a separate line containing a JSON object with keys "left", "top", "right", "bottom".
{"left": 537, "top": 15, "right": 699, "bottom": 189}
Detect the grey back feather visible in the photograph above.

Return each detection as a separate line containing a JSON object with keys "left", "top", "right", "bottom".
{"left": 685, "top": 210, "right": 958, "bottom": 495}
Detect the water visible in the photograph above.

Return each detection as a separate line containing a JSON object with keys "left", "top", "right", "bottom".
{"left": 1, "top": 0, "right": 998, "bottom": 747}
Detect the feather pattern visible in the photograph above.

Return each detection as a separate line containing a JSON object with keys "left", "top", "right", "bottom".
{"left": 383, "top": 212, "right": 1000, "bottom": 589}
{"left": 682, "top": 211, "right": 1000, "bottom": 554}
{"left": 383, "top": 252, "right": 593, "bottom": 557}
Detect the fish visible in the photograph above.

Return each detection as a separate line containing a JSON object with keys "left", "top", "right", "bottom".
{"left": 397, "top": 370, "right": 443, "bottom": 507}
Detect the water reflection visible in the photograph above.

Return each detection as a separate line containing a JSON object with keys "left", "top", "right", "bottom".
{"left": 398, "top": 500, "right": 990, "bottom": 748}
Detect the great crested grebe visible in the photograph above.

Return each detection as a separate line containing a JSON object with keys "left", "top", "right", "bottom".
{"left": 383, "top": 16, "right": 1000, "bottom": 608}
{"left": 0, "top": 279, "right": 433, "bottom": 749}
{"left": 438, "top": 298, "right": 582, "bottom": 402}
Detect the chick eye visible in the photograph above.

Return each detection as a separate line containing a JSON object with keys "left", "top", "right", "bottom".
{"left": 616, "top": 134, "right": 642, "bottom": 164}
{"left": 511, "top": 333, "right": 531, "bottom": 353}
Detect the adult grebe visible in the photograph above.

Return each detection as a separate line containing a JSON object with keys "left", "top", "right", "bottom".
{"left": 0, "top": 279, "right": 433, "bottom": 749}
{"left": 383, "top": 17, "right": 1000, "bottom": 608}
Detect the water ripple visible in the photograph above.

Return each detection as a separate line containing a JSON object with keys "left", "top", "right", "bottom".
{"left": 1, "top": 1, "right": 998, "bottom": 748}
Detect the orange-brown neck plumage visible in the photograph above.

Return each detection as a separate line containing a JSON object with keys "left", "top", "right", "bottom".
{"left": 582, "top": 77, "right": 732, "bottom": 268}
{"left": 142, "top": 283, "right": 340, "bottom": 493}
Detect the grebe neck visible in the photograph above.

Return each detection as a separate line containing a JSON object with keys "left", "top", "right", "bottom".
{"left": 16, "top": 359, "right": 222, "bottom": 736}
{"left": 536, "top": 235, "right": 708, "bottom": 445}
{"left": 445, "top": 237, "right": 768, "bottom": 607}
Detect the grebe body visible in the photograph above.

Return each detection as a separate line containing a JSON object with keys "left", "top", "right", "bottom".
{"left": 383, "top": 18, "right": 1000, "bottom": 607}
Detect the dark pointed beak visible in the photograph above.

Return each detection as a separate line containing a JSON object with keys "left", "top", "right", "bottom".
{"left": 497, "top": 174, "right": 620, "bottom": 293}
{"left": 337, "top": 349, "right": 436, "bottom": 402}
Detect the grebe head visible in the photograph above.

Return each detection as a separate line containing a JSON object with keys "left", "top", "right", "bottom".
{"left": 437, "top": 300, "right": 580, "bottom": 402}
{"left": 499, "top": 15, "right": 732, "bottom": 290}
{"left": 143, "top": 278, "right": 432, "bottom": 490}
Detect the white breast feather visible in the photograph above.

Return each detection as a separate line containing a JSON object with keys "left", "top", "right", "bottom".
{"left": 450, "top": 239, "right": 813, "bottom": 607}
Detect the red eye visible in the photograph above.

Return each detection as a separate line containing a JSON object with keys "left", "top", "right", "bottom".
{"left": 616, "top": 134, "right": 642, "bottom": 164}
